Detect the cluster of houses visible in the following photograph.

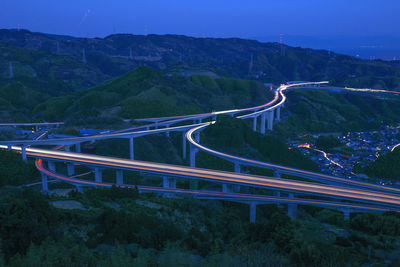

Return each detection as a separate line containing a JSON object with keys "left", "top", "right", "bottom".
{"left": 292, "top": 124, "right": 400, "bottom": 182}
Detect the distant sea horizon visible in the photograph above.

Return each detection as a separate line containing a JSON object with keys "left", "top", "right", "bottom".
{"left": 254, "top": 35, "right": 400, "bottom": 61}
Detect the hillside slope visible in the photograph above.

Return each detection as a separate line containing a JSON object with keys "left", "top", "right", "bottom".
{"left": 34, "top": 67, "right": 271, "bottom": 124}
{"left": 1, "top": 29, "right": 400, "bottom": 88}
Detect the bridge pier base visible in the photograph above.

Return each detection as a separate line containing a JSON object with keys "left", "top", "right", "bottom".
{"left": 165, "top": 125, "right": 170, "bottom": 137}
{"left": 21, "top": 145, "right": 27, "bottom": 161}
{"left": 190, "top": 144, "right": 197, "bottom": 168}
{"left": 41, "top": 173, "right": 48, "bottom": 193}
{"left": 253, "top": 116, "right": 257, "bottom": 132}
{"left": 129, "top": 137, "right": 134, "bottom": 160}
{"left": 288, "top": 193, "right": 297, "bottom": 219}
{"left": 94, "top": 167, "right": 102, "bottom": 183}
{"left": 267, "top": 110, "right": 274, "bottom": 131}
{"left": 162, "top": 176, "right": 176, "bottom": 197}
{"left": 182, "top": 132, "right": 187, "bottom": 159}
{"left": 7, "top": 145, "right": 11, "bottom": 151}
{"left": 273, "top": 171, "right": 281, "bottom": 205}
{"left": 260, "top": 112, "right": 266, "bottom": 134}
{"left": 222, "top": 184, "right": 229, "bottom": 193}
{"left": 343, "top": 209, "right": 351, "bottom": 221}
{"left": 233, "top": 162, "right": 241, "bottom": 192}
{"left": 75, "top": 143, "right": 81, "bottom": 153}
{"left": 67, "top": 164, "right": 75, "bottom": 176}
{"left": 189, "top": 145, "right": 198, "bottom": 189}
{"left": 249, "top": 202, "right": 257, "bottom": 223}
{"left": 48, "top": 161, "right": 56, "bottom": 172}
{"left": 116, "top": 170, "right": 123, "bottom": 185}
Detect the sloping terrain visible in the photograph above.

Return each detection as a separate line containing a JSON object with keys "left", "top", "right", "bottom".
{"left": 1, "top": 29, "right": 400, "bottom": 87}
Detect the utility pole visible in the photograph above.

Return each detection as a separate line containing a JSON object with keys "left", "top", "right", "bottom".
{"left": 280, "top": 34, "right": 285, "bottom": 56}
{"left": 248, "top": 53, "right": 254, "bottom": 75}
{"left": 56, "top": 41, "right": 60, "bottom": 55}
{"left": 82, "top": 48, "right": 87, "bottom": 64}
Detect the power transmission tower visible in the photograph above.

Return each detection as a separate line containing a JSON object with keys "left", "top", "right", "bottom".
{"left": 82, "top": 48, "right": 87, "bottom": 64}
{"left": 9, "top": 62, "right": 13, "bottom": 78}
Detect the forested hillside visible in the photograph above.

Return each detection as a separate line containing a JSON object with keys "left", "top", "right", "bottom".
{"left": 1, "top": 29, "right": 400, "bottom": 88}
{"left": 34, "top": 67, "right": 270, "bottom": 124}
{"left": 276, "top": 89, "right": 400, "bottom": 136}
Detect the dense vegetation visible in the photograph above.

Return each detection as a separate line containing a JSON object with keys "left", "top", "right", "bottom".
{"left": 0, "top": 150, "right": 38, "bottom": 186}
{"left": 276, "top": 89, "right": 400, "bottom": 136}
{"left": 360, "top": 148, "right": 400, "bottom": 181}
{"left": 1, "top": 29, "right": 400, "bottom": 266}
{"left": 315, "top": 135, "right": 342, "bottom": 151}
{"left": 198, "top": 116, "right": 319, "bottom": 174}
{"left": 1, "top": 29, "right": 400, "bottom": 87}
{"left": 34, "top": 67, "right": 269, "bottom": 124}
{"left": 0, "top": 186, "right": 400, "bottom": 266}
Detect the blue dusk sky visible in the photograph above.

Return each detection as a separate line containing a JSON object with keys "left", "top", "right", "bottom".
{"left": 1, "top": 0, "right": 400, "bottom": 58}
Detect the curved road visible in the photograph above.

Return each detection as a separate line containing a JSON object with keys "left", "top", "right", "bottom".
{"left": 2, "top": 81, "right": 400, "bottom": 217}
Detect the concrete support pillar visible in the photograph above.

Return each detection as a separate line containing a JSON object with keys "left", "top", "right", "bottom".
{"left": 212, "top": 116, "right": 217, "bottom": 121}
{"left": 182, "top": 132, "right": 187, "bottom": 159}
{"left": 233, "top": 162, "right": 241, "bottom": 192}
{"left": 41, "top": 173, "right": 48, "bottom": 193}
{"left": 190, "top": 145, "right": 196, "bottom": 168}
{"left": 163, "top": 176, "right": 169, "bottom": 188}
{"left": 222, "top": 184, "right": 229, "bottom": 193}
{"left": 7, "top": 145, "right": 11, "bottom": 151}
{"left": 129, "top": 137, "right": 134, "bottom": 160}
{"left": 162, "top": 176, "right": 177, "bottom": 196}
{"left": 273, "top": 170, "right": 281, "bottom": 178}
{"left": 198, "top": 118, "right": 202, "bottom": 124}
{"left": 343, "top": 209, "right": 351, "bottom": 221}
{"left": 267, "top": 110, "right": 274, "bottom": 131}
{"left": 94, "top": 167, "right": 102, "bottom": 183}
{"left": 65, "top": 145, "right": 70, "bottom": 152}
{"left": 260, "top": 112, "right": 266, "bottom": 134}
{"left": 195, "top": 132, "right": 200, "bottom": 143}
{"left": 75, "top": 185, "right": 83, "bottom": 193}
{"left": 67, "top": 164, "right": 75, "bottom": 176}
{"left": 234, "top": 162, "right": 241, "bottom": 173}
{"left": 21, "top": 145, "right": 27, "bottom": 161}
{"left": 75, "top": 143, "right": 81, "bottom": 153}
{"left": 165, "top": 125, "right": 170, "bottom": 137}
{"left": 276, "top": 107, "right": 281, "bottom": 122}
{"left": 116, "top": 170, "right": 123, "bottom": 185}
{"left": 253, "top": 116, "right": 257, "bottom": 132}
{"left": 48, "top": 161, "right": 56, "bottom": 172}
{"left": 189, "top": 145, "right": 198, "bottom": 189}
{"left": 250, "top": 202, "right": 257, "bottom": 223}
{"left": 35, "top": 125, "right": 39, "bottom": 132}
{"left": 273, "top": 191, "right": 281, "bottom": 197}
{"left": 288, "top": 193, "right": 297, "bottom": 219}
